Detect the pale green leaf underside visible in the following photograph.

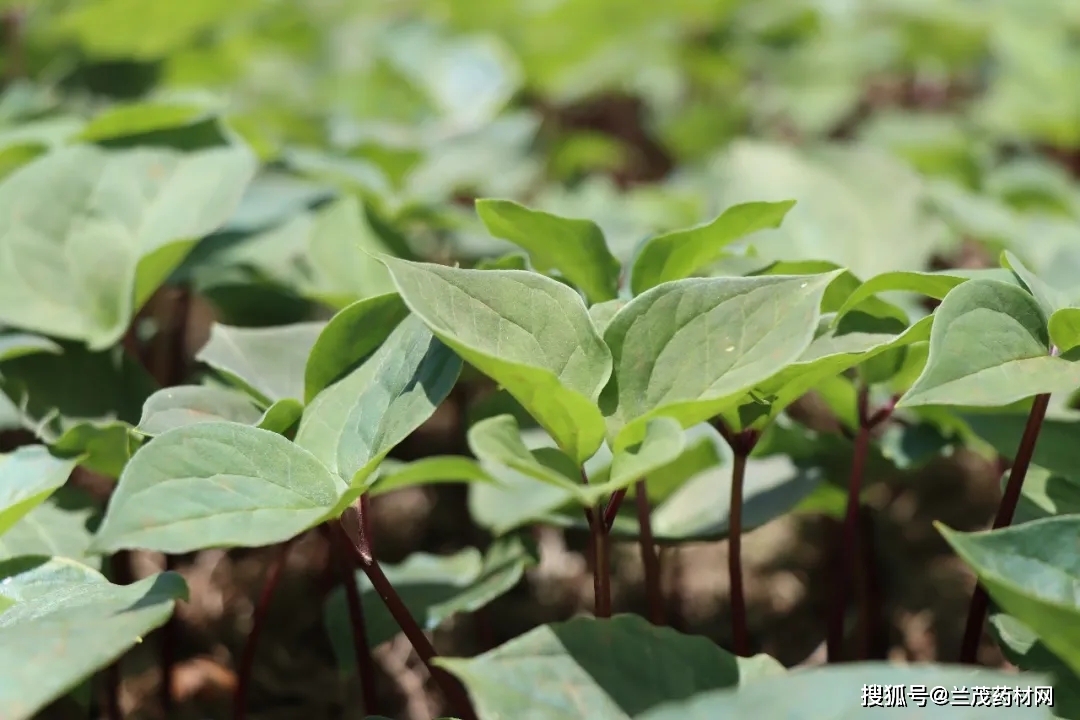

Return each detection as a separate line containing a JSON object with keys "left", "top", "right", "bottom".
{"left": 196, "top": 321, "right": 325, "bottom": 404}
{"left": 0, "top": 446, "right": 78, "bottom": 537}
{"left": 899, "top": 279, "right": 1080, "bottom": 407}
{"left": 382, "top": 257, "right": 611, "bottom": 463}
{"left": 0, "top": 143, "right": 256, "bottom": 349}
{"left": 0, "top": 558, "right": 187, "bottom": 720}
{"left": 294, "top": 315, "right": 461, "bottom": 507}
{"left": 604, "top": 271, "right": 840, "bottom": 449}
{"left": 92, "top": 422, "right": 346, "bottom": 553}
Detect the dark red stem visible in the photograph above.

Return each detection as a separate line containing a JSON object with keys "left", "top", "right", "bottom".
{"left": 827, "top": 386, "right": 895, "bottom": 663}
{"left": 603, "top": 488, "right": 627, "bottom": 531}
{"left": 335, "top": 497, "right": 478, "bottom": 720}
{"left": 326, "top": 524, "right": 379, "bottom": 715}
{"left": 579, "top": 468, "right": 612, "bottom": 618}
{"left": 233, "top": 540, "right": 293, "bottom": 720}
{"left": 716, "top": 422, "right": 760, "bottom": 657}
{"left": 959, "top": 388, "right": 1053, "bottom": 664}
{"left": 635, "top": 479, "right": 665, "bottom": 625}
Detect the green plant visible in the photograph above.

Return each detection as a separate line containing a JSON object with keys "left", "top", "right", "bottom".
{"left": 3, "top": 2, "right": 1080, "bottom": 719}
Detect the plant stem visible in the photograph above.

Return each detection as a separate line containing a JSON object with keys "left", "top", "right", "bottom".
{"left": 635, "top": 479, "right": 665, "bottom": 626}
{"left": 579, "top": 468, "right": 612, "bottom": 618}
{"left": 335, "top": 498, "right": 477, "bottom": 720}
{"left": 591, "top": 513, "right": 612, "bottom": 618}
{"left": 326, "top": 524, "right": 379, "bottom": 715}
{"left": 712, "top": 420, "right": 760, "bottom": 656}
{"left": 827, "top": 386, "right": 895, "bottom": 663}
{"left": 728, "top": 446, "right": 750, "bottom": 656}
{"left": 233, "top": 540, "right": 293, "bottom": 720}
{"left": 959, "top": 388, "right": 1053, "bottom": 664}
{"left": 603, "top": 488, "right": 627, "bottom": 530}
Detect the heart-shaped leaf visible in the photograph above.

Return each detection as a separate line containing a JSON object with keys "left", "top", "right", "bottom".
{"left": 630, "top": 200, "right": 796, "bottom": 296}
{"left": 0, "top": 143, "right": 256, "bottom": 348}
{"left": 196, "top": 321, "right": 326, "bottom": 404}
{"left": 0, "top": 446, "right": 77, "bottom": 536}
{"left": 436, "top": 614, "right": 785, "bottom": 719}
{"left": 302, "top": 195, "right": 398, "bottom": 306}
{"left": 603, "top": 271, "right": 840, "bottom": 449}
{"left": 939, "top": 516, "right": 1080, "bottom": 678}
{"left": 476, "top": 199, "right": 620, "bottom": 304}
{"left": 0, "top": 557, "right": 187, "bottom": 720}
{"left": 92, "top": 422, "right": 347, "bottom": 553}
{"left": 899, "top": 279, "right": 1080, "bottom": 408}
{"left": 294, "top": 315, "right": 461, "bottom": 507}
{"left": 382, "top": 258, "right": 612, "bottom": 463}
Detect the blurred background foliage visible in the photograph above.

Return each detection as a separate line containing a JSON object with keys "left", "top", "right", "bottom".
{"left": 2, "top": 0, "right": 1080, "bottom": 293}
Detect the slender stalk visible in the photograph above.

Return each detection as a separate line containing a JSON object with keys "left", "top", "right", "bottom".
{"left": 959, "top": 388, "right": 1054, "bottom": 664}
{"left": 827, "top": 386, "right": 895, "bottom": 663}
{"left": 592, "top": 515, "right": 612, "bottom": 618}
{"left": 579, "top": 468, "right": 612, "bottom": 618}
{"left": 603, "top": 488, "right": 627, "bottom": 531}
{"left": 233, "top": 540, "right": 293, "bottom": 720}
{"left": 728, "top": 447, "right": 750, "bottom": 656}
{"left": 326, "top": 525, "right": 379, "bottom": 715}
{"left": 635, "top": 479, "right": 665, "bottom": 626}
{"left": 335, "top": 498, "right": 477, "bottom": 720}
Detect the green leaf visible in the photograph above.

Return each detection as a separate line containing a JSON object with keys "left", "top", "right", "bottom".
{"left": 469, "top": 463, "right": 579, "bottom": 536}
{"left": 381, "top": 258, "right": 612, "bottom": 463}
{"left": 588, "top": 299, "right": 626, "bottom": 336}
{"left": 77, "top": 100, "right": 215, "bottom": 143}
{"left": 1002, "top": 251, "right": 1071, "bottom": 317}
{"left": 0, "top": 487, "right": 102, "bottom": 570}
{"left": 476, "top": 253, "right": 529, "bottom": 271}
{"left": 1049, "top": 309, "right": 1080, "bottom": 354}
{"left": 0, "top": 144, "right": 257, "bottom": 348}
{"left": 630, "top": 201, "right": 796, "bottom": 296}
{"left": 476, "top": 199, "right": 620, "bottom": 304}
{"left": 939, "top": 516, "right": 1080, "bottom": 678}
{"left": 91, "top": 422, "right": 347, "bottom": 554}
{"left": 0, "top": 446, "right": 77, "bottom": 536}
{"left": 0, "top": 558, "right": 187, "bottom": 720}
{"left": 136, "top": 385, "right": 265, "bottom": 435}
{"left": 899, "top": 279, "right": 1080, "bottom": 408}
{"left": 990, "top": 614, "right": 1080, "bottom": 720}
{"left": 436, "top": 614, "right": 785, "bottom": 719}
{"left": 603, "top": 272, "right": 840, "bottom": 449}
{"left": 833, "top": 268, "right": 1017, "bottom": 319}
{"left": 368, "top": 456, "right": 499, "bottom": 498}
{"left": 638, "top": 663, "right": 1053, "bottom": 719}
{"left": 303, "top": 293, "right": 410, "bottom": 403}
{"left": 325, "top": 536, "right": 536, "bottom": 672}
{"left": 294, "top": 316, "right": 461, "bottom": 505}
{"left": 196, "top": 321, "right": 325, "bottom": 404}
